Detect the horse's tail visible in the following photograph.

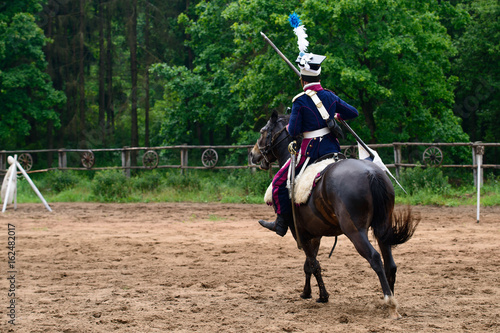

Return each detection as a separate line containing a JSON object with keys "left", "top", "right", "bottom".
{"left": 368, "top": 171, "right": 419, "bottom": 247}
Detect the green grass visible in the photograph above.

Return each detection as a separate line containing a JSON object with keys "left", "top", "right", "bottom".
{"left": 393, "top": 166, "right": 500, "bottom": 206}
{"left": 395, "top": 183, "right": 500, "bottom": 206}
{"left": 11, "top": 168, "right": 500, "bottom": 207}
{"left": 14, "top": 169, "right": 269, "bottom": 204}
{"left": 208, "top": 214, "right": 226, "bottom": 221}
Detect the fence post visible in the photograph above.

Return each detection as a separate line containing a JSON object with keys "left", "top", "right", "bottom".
{"left": 475, "top": 144, "right": 484, "bottom": 223}
{"left": 393, "top": 143, "right": 402, "bottom": 178}
{"left": 122, "top": 147, "right": 131, "bottom": 178}
{"left": 0, "top": 151, "right": 5, "bottom": 172}
{"left": 472, "top": 145, "right": 476, "bottom": 187}
{"left": 58, "top": 149, "right": 67, "bottom": 170}
{"left": 473, "top": 143, "right": 484, "bottom": 188}
{"left": 180, "top": 144, "right": 188, "bottom": 175}
{"left": 48, "top": 151, "right": 53, "bottom": 169}
{"left": 472, "top": 141, "right": 484, "bottom": 188}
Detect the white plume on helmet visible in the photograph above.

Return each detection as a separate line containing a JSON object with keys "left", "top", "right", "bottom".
{"left": 289, "top": 12, "right": 324, "bottom": 77}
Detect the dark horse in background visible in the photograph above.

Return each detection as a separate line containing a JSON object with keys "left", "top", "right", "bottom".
{"left": 249, "top": 111, "right": 419, "bottom": 319}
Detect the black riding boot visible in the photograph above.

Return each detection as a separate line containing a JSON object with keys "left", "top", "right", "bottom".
{"left": 258, "top": 214, "right": 290, "bottom": 237}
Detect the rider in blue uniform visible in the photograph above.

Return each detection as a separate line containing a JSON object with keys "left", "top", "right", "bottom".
{"left": 258, "top": 53, "right": 359, "bottom": 236}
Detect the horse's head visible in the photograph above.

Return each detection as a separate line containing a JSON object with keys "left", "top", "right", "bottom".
{"left": 249, "top": 110, "right": 290, "bottom": 170}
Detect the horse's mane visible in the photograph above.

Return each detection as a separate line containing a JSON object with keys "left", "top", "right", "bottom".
{"left": 276, "top": 113, "right": 301, "bottom": 145}
{"left": 279, "top": 114, "right": 290, "bottom": 122}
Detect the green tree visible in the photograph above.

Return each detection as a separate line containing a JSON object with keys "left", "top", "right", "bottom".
{"left": 325, "top": 0, "right": 468, "bottom": 144}
{"left": 224, "top": 0, "right": 469, "bottom": 145}
{"left": 0, "top": 0, "right": 65, "bottom": 149}
{"left": 152, "top": 0, "right": 299, "bottom": 145}
{"left": 151, "top": 64, "right": 212, "bottom": 144}
{"left": 155, "top": 0, "right": 469, "bottom": 151}
{"left": 37, "top": 0, "right": 193, "bottom": 152}
{"left": 152, "top": 0, "right": 241, "bottom": 145}
{"left": 452, "top": 0, "right": 499, "bottom": 145}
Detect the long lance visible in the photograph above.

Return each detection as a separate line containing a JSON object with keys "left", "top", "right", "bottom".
{"left": 260, "top": 32, "right": 301, "bottom": 77}
{"left": 260, "top": 31, "right": 375, "bottom": 160}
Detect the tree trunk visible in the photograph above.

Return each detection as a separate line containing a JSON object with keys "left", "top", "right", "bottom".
{"left": 359, "top": 90, "right": 376, "bottom": 143}
{"left": 225, "top": 125, "right": 231, "bottom": 142}
{"left": 209, "top": 129, "right": 214, "bottom": 146}
{"left": 196, "top": 122, "right": 203, "bottom": 145}
{"left": 98, "top": 0, "right": 106, "bottom": 146}
{"left": 185, "top": 0, "right": 194, "bottom": 69}
{"left": 105, "top": 2, "right": 114, "bottom": 136}
{"left": 46, "top": 13, "right": 54, "bottom": 166}
{"left": 128, "top": 0, "right": 138, "bottom": 164}
{"left": 47, "top": 120, "right": 54, "bottom": 167}
{"left": 78, "top": 0, "right": 86, "bottom": 148}
{"left": 144, "top": 0, "right": 150, "bottom": 147}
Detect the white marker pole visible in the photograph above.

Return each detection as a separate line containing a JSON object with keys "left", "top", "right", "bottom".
{"left": 2, "top": 155, "right": 17, "bottom": 213}
{"left": 14, "top": 182, "right": 17, "bottom": 210}
{"left": 15, "top": 160, "right": 52, "bottom": 212}
{"left": 476, "top": 153, "right": 482, "bottom": 223}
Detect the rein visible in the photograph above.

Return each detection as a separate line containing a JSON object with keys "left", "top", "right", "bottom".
{"left": 258, "top": 124, "right": 290, "bottom": 164}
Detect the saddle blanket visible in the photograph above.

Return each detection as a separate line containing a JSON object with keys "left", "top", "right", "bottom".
{"left": 264, "top": 158, "right": 337, "bottom": 205}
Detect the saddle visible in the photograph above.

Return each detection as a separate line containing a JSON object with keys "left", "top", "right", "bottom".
{"left": 264, "top": 153, "right": 346, "bottom": 205}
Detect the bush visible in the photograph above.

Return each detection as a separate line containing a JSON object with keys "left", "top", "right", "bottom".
{"left": 164, "top": 171, "right": 201, "bottom": 190}
{"left": 132, "top": 171, "right": 163, "bottom": 192}
{"left": 91, "top": 170, "right": 130, "bottom": 201}
{"left": 397, "top": 165, "right": 451, "bottom": 195}
{"left": 46, "top": 170, "right": 80, "bottom": 193}
{"left": 485, "top": 172, "right": 500, "bottom": 186}
{"left": 227, "top": 169, "right": 270, "bottom": 196}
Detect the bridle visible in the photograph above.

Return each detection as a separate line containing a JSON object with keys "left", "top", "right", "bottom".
{"left": 257, "top": 120, "right": 290, "bottom": 164}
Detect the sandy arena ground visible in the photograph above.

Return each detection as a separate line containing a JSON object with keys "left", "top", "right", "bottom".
{"left": 0, "top": 202, "right": 499, "bottom": 332}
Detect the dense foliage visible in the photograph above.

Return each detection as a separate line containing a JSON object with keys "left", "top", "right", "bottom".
{"left": 0, "top": 0, "right": 498, "bottom": 166}
{"left": 0, "top": 0, "right": 65, "bottom": 148}
{"left": 452, "top": 0, "right": 500, "bottom": 144}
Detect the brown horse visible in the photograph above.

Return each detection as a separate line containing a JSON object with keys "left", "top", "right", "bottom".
{"left": 250, "top": 111, "right": 419, "bottom": 319}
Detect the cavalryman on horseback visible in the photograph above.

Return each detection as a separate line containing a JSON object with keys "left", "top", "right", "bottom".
{"left": 251, "top": 14, "right": 418, "bottom": 319}
{"left": 258, "top": 15, "right": 359, "bottom": 236}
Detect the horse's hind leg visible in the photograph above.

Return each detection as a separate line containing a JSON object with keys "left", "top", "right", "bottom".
{"left": 345, "top": 231, "right": 401, "bottom": 319}
{"left": 378, "top": 241, "right": 397, "bottom": 294}
{"left": 301, "top": 237, "right": 328, "bottom": 303}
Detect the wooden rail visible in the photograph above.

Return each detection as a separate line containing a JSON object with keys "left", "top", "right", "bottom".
{"left": 0, "top": 142, "right": 498, "bottom": 185}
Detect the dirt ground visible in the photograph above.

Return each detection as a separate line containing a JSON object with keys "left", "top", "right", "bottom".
{"left": 0, "top": 202, "right": 499, "bottom": 332}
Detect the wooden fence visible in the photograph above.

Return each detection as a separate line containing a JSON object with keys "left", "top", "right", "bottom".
{"left": 1, "top": 142, "right": 499, "bottom": 185}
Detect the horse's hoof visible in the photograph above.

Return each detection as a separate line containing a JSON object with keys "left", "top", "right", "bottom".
{"left": 316, "top": 297, "right": 329, "bottom": 303}
{"left": 300, "top": 293, "right": 312, "bottom": 299}
{"left": 385, "top": 295, "right": 401, "bottom": 319}
{"left": 389, "top": 308, "right": 402, "bottom": 320}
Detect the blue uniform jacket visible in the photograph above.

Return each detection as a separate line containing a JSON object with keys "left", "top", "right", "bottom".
{"left": 288, "top": 83, "right": 358, "bottom": 159}
{"left": 270, "top": 82, "right": 358, "bottom": 216}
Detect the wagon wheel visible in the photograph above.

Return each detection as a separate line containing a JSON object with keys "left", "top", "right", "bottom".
{"left": 423, "top": 147, "right": 443, "bottom": 166}
{"left": 344, "top": 146, "right": 358, "bottom": 159}
{"left": 202, "top": 149, "right": 218, "bottom": 168}
{"left": 18, "top": 153, "right": 33, "bottom": 171}
{"left": 142, "top": 150, "right": 159, "bottom": 169}
{"left": 81, "top": 150, "right": 95, "bottom": 169}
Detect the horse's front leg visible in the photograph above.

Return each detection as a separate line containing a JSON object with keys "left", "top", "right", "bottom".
{"left": 300, "top": 258, "right": 312, "bottom": 299}
{"left": 301, "top": 237, "right": 328, "bottom": 303}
